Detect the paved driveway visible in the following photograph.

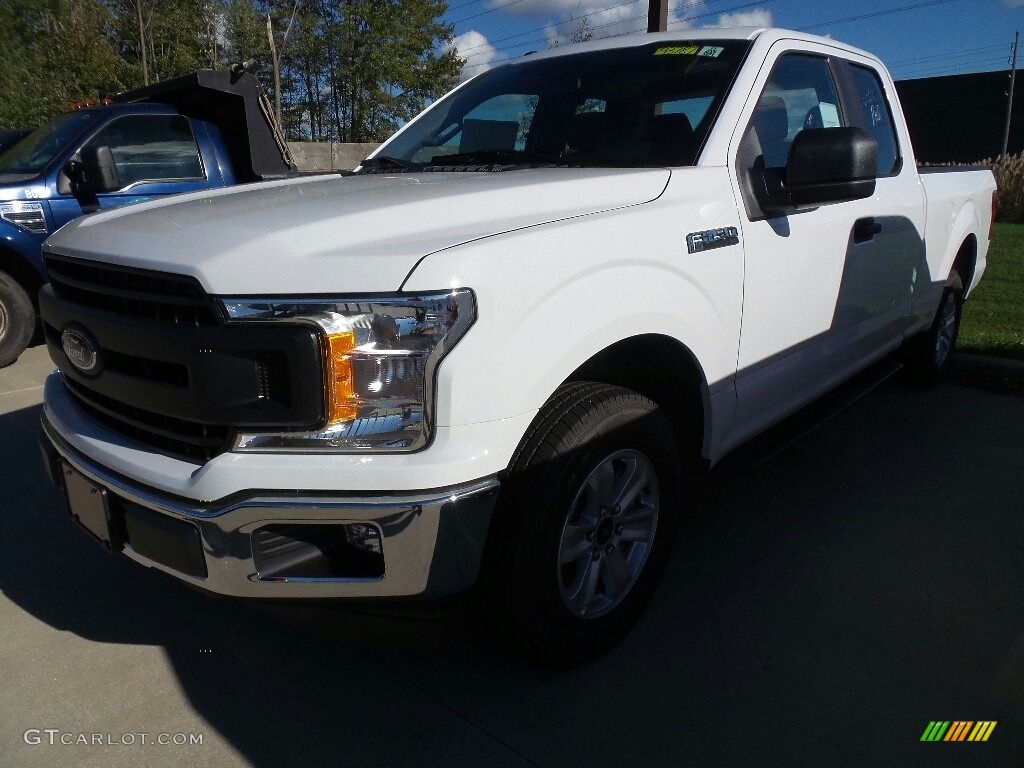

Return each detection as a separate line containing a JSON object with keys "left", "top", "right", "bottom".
{"left": 1, "top": 344, "right": 1021, "bottom": 767}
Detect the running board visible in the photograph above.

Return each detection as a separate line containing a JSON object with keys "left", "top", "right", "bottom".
{"left": 740, "top": 359, "right": 904, "bottom": 470}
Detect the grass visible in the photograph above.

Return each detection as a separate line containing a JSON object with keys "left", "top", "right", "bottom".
{"left": 958, "top": 222, "right": 1024, "bottom": 362}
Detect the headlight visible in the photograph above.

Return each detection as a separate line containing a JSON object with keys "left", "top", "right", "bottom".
{"left": 221, "top": 289, "right": 475, "bottom": 452}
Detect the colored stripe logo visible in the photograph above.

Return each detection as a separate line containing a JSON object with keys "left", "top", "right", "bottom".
{"left": 921, "top": 721, "right": 997, "bottom": 742}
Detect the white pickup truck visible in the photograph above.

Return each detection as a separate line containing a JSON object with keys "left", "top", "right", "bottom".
{"left": 39, "top": 28, "right": 996, "bottom": 662}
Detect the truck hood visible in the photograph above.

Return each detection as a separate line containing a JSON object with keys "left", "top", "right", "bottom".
{"left": 43, "top": 168, "right": 670, "bottom": 294}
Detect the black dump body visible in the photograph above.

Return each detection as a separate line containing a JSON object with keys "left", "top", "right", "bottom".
{"left": 113, "top": 69, "right": 295, "bottom": 182}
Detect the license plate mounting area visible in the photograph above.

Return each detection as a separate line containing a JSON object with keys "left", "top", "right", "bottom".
{"left": 61, "top": 462, "right": 122, "bottom": 553}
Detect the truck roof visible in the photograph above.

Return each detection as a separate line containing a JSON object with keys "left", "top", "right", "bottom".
{"left": 514, "top": 27, "right": 876, "bottom": 66}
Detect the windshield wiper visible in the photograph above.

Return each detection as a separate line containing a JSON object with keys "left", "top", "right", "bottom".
{"left": 359, "top": 155, "right": 418, "bottom": 171}
{"left": 428, "top": 149, "right": 567, "bottom": 169}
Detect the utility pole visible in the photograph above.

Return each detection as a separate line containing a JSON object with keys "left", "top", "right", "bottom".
{"left": 1002, "top": 31, "right": 1018, "bottom": 157}
{"left": 648, "top": 0, "right": 667, "bottom": 32}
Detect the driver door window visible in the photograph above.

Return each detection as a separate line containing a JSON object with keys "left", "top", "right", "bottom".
{"left": 80, "top": 115, "right": 204, "bottom": 188}
{"left": 743, "top": 54, "right": 844, "bottom": 169}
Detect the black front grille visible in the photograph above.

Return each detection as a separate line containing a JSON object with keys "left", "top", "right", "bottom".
{"left": 64, "top": 377, "right": 231, "bottom": 463}
{"left": 46, "top": 253, "right": 220, "bottom": 326}
{"left": 42, "top": 254, "right": 325, "bottom": 465}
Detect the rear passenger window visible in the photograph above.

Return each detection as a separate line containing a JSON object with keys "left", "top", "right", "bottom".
{"left": 848, "top": 65, "right": 900, "bottom": 176}
{"left": 745, "top": 54, "right": 844, "bottom": 169}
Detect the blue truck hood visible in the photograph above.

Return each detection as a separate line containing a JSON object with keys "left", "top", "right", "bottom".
{"left": 0, "top": 177, "right": 47, "bottom": 199}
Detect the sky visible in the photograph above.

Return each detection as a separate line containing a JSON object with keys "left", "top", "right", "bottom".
{"left": 441, "top": 0, "right": 1024, "bottom": 82}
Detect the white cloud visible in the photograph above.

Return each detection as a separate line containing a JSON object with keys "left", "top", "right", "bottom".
{"left": 542, "top": 0, "right": 708, "bottom": 48}
{"left": 1004, "top": 0, "right": 1024, "bottom": 7}
{"left": 709, "top": 9, "right": 773, "bottom": 28}
{"left": 446, "top": 30, "right": 506, "bottom": 81}
{"left": 494, "top": 0, "right": 587, "bottom": 18}
{"left": 544, "top": 3, "right": 644, "bottom": 47}
{"left": 450, "top": 0, "right": 769, "bottom": 78}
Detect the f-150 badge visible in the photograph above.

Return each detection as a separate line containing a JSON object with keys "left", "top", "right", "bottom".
{"left": 686, "top": 227, "right": 740, "bottom": 254}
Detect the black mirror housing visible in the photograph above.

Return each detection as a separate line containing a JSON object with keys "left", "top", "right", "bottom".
{"left": 753, "top": 127, "right": 878, "bottom": 217}
{"left": 787, "top": 127, "right": 878, "bottom": 186}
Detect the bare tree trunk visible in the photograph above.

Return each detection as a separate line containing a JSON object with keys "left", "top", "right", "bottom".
{"left": 135, "top": 0, "right": 148, "bottom": 84}
{"left": 147, "top": 9, "right": 157, "bottom": 81}
{"left": 267, "top": 2, "right": 302, "bottom": 134}
{"left": 266, "top": 14, "right": 281, "bottom": 130}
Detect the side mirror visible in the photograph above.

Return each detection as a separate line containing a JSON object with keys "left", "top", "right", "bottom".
{"left": 80, "top": 145, "right": 121, "bottom": 193}
{"left": 754, "top": 128, "right": 878, "bottom": 217}
{"left": 60, "top": 159, "right": 85, "bottom": 195}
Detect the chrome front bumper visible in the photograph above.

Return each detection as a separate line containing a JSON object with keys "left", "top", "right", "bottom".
{"left": 41, "top": 414, "right": 500, "bottom": 600}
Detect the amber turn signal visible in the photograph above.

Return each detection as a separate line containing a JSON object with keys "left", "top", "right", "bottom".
{"left": 321, "top": 329, "right": 358, "bottom": 424}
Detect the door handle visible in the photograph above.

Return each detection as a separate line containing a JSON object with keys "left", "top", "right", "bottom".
{"left": 854, "top": 217, "right": 883, "bottom": 243}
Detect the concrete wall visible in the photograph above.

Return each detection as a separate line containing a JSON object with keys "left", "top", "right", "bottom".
{"left": 287, "top": 142, "right": 382, "bottom": 172}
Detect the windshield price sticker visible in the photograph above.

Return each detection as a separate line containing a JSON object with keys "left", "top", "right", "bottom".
{"left": 698, "top": 46, "right": 725, "bottom": 58}
{"left": 654, "top": 46, "right": 699, "bottom": 56}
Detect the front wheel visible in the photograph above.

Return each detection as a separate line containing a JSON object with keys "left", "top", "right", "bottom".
{"left": 0, "top": 270, "right": 34, "bottom": 368}
{"left": 482, "top": 382, "right": 680, "bottom": 665}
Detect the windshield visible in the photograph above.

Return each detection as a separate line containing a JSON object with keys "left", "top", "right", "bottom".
{"left": 372, "top": 40, "right": 750, "bottom": 171}
{"left": 0, "top": 111, "right": 100, "bottom": 175}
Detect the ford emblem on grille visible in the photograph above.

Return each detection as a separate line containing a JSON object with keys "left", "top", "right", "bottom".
{"left": 61, "top": 327, "right": 100, "bottom": 375}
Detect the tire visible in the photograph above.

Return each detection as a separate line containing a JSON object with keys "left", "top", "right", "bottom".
{"left": 482, "top": 382, "right": 681, "bottom": 665}
{"left": 0, "top": 270, "right": 34, "bottom": 369}
{"left": 905, "top": 270, "right": 963, "bottom": 386}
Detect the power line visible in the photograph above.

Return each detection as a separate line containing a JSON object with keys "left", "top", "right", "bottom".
{"left": 894, "top": 58, "right": 1007, "bottom": 79}
{"left": 453, "top": 0, "right": 763, "bottom": 51}
{"left": 457, "top": 0, "right": 774, "bottom": 58}
{"left": 667, "top": 0, "right": 773, "bottom": 28}
{"left": 450, "top": 0, "right": 532, "bottom": 25}
{"left": 457, "top": 0, "right": 643, "bottom": 52}
{"left": 451, "top": 0, "right": 742, "bottom": 27}
{"left": 447, "top": 0, "right": 489, "bottom": 12}
{"left": 797, "top": 0, "right": 956, "bottom": 32}
{"left": 457, "top": 0, "right": 965, "bottom": 69}
{"left": 890, "top": 49, "right": 1010, "bottom": 78}
{"left": 888, "top": 43, "right": 1005, "bottom": 67}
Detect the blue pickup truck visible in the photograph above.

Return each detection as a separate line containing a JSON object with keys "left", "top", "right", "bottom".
{"left": 0, "top": 69, "right": 294, "bottom": 367}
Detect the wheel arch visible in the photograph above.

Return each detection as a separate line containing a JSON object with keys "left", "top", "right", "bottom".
{"left": 950, "top": 234, "right": 977, "bottom": 297}
{"left": 936, "top": 199, "right": 981, "bottom": 297}
{"left": 562, "top": 333, "right": 709, "bottom": 464}
{"left": 0, "top": 245, "right": 46, "bottom": 311}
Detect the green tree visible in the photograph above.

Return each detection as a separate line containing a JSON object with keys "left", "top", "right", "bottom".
{"left": 105, "top": 0, "right": 215, "bottom": 86}
{"left": 321, "top": 0, "right": 461, "bottom": 142}
{"left": 221, "top": 0, "right": 305, "bottom": 136}
{"left": 0, "top": 0, "right": 128, "bottom": 128}
{"left": 0, "top": 0, "right": 463, "bottom": 141}
{"left": 222, "top": 0, "right": 270, "bottom": 70}
{"left": 222, "top": 0, "right": 461, "bottom": 141}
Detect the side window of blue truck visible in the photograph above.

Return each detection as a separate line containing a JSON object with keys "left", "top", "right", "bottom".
{"left": 80, "top": 115, "right": 205, "bottom": 188}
